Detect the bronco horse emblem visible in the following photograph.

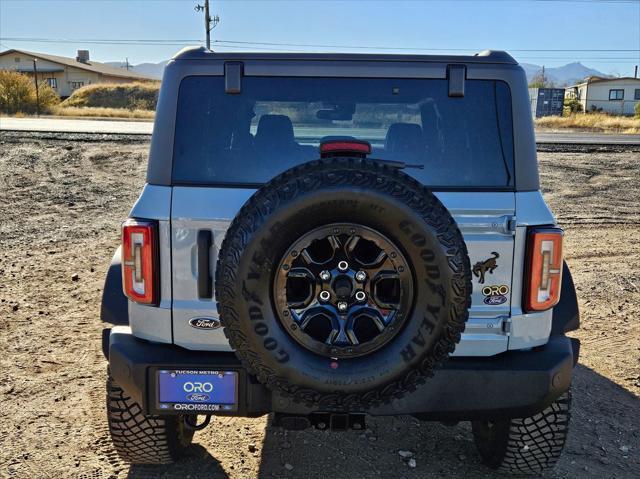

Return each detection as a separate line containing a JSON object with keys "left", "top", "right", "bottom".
{"left": 472, "top": 252, "right": 500, "bottom": 284}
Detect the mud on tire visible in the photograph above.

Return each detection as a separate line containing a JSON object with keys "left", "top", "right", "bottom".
{"left": 215, "top": 158, "right": 472, "bottom": 409}
{"left": 472, "top": 391, "right": 572, "bottom": 475}
{"left": 106, "top": 372, "right": 194, "bottom": 464}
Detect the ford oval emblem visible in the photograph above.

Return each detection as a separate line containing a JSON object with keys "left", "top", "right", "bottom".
{"left": 189, "top": 317, "right": 222, "bottom": 330}
{"left": 483, "top": 295, "right": 507, "bottom": 306}
{"left": 186, "top": 393, "right": 211, "bottom": 402}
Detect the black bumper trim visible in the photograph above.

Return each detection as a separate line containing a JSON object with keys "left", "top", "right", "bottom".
{"left": 107, "top": 329, "right": 577, "bottom": 420}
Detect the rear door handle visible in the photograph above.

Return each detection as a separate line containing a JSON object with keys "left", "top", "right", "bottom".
{"left": 197, "top": 230, "right": 213, "bottom": 299}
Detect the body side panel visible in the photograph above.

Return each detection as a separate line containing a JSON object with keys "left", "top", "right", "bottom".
{"left": 507, "top": 191, "right": 557, "bottom": 349}
{"left": 126, "top": 185, "right": 173, "bottom": 343}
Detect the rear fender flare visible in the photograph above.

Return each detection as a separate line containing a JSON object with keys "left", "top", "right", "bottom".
{"left": 101, "top": 246, "right": 129, "bottom": 326}
{"left": 551, "top": 261, "right": 579, "bottom": 335}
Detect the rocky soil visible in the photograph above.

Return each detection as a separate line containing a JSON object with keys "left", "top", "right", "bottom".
{"left": 0, "top": 132, "right": 638, "bottom": 479}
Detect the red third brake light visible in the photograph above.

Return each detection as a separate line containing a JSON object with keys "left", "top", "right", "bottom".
{"left": 524, "top": 227, "right": 563, "bottom": 312}
{"left": 320, "top": 140, "right": 372, "bottom": 158}
{"left": 122, "top": 219, "right": 158, "bottom": 305}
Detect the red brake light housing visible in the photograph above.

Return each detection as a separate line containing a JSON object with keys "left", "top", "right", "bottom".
{"left": 524, "top": 227, "right": 563, "bottom": 312}
{"left": 320, "top": 140, "right": 372, "bottom": 158}
{"left": 122, "top": 219, "right": 158, "bottom": 305}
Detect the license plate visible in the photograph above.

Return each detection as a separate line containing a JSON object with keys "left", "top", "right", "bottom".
{"left": 156, "top": 369, "right": 238, "bottom": 412}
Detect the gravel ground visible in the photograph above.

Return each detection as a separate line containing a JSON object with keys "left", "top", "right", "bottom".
{"left": 0, "top": 133, "right": 638, "bottom": 479}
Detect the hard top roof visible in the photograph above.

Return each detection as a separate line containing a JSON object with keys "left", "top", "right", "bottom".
{"left": 172, "top": 46, "right": 517, "bottom": 65}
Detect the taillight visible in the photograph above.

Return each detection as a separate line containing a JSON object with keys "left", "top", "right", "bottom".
{"left": 524, "top": 227, "right": 563, "bottom": 312}
{"left": 122, "top": 219, "right": 158, "bottom": 305}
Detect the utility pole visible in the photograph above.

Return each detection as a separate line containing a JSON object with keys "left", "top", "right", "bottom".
{"left": 195, "top": 0, "right": 220, "bottom": 50}
{"left": 32, "top": 58, "right": 40, "bottom": 117}
{"left": 635, "top": 65, "right": 638, "bottom": 79}
{"left": 125, "top": 57, "right": 130, "bottom": 71}
{"left": 541, "top": 65, "right": 545, "bottom": 87}
{"left": 204, "top": 0, "right": 211, "bottom": 49}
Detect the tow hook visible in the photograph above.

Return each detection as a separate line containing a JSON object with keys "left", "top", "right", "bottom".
{"left": 183, "top": 414, "right": 211, "bottom": 431}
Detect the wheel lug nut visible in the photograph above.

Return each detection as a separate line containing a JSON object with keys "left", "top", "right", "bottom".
{"left": 319, "top": 290, "right": 331, "bottom": 302}
{"left": 355, "top": 291, "right": 366, "bottom": 302}
{"left": 319, "top": 270, "right": 331, "bottom": 281}
{"left": 338, "top": 261, "right": 349, "bottom": 272}
{"left": 355, "top": 271, "right": 367, "bottom": 282}
{"left": 337, "top": 301, "right": 348, "bottom": 312}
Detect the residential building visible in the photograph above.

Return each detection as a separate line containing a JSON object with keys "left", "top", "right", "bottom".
{"left": 565, "top": 76, "right": 640, "bottom": 115}
{"left": 0, "top": 49, "right": 155, "bottom": 98}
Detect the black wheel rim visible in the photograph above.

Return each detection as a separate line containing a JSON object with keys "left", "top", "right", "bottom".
{"left": 274, "top": 223, "right": 414, "bottom": 359}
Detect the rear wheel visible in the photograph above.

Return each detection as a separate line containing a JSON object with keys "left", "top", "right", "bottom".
{"left": 106, "top": 372, "right": 194, "bottom": 464}
{"left": 472, "top": 391, "right": 571, "bottom": 475}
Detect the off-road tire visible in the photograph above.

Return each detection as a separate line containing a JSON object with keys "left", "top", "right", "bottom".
{"left": 472, "top": 391, "right": 571, "bottom": 475}
{"left": 216, "top": 157, "right": 472, "bottom": 409}
{"left": 106, "top": 373, "right": 194, "bottom": 464}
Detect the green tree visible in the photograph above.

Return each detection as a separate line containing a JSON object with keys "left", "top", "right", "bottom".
{"left": 529, "top": 71, "right": 556, "bottom": 88}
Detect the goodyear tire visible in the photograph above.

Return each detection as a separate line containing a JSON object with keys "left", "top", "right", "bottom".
{"left": 106, "top": 372, "right": 193, "bottom": 464}
{"left": 215, "top": 158, "right": 472, "bottom": 408}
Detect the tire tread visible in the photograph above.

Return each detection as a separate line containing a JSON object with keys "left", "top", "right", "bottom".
{"left": 473, "top": 391, "right": 572, "bottom": 475}
{"left": 106, "top": 372, "right": 193, "bottom": 464}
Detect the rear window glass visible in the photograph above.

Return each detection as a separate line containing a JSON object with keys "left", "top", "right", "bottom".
{"left": 172, "top": 76, "right": 514, "bottom": 188}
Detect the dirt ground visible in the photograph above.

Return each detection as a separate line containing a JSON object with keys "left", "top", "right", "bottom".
{"left": 0, "top": 133, "right": 638, "bottom": 479}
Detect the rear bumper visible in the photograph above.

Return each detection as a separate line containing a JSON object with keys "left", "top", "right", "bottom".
{"left": 105, "top": 326, "right": 578, "bottom": 421}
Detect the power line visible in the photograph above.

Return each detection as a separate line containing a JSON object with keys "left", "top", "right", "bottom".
{"left": 0, "top": 37, "right": 201, "bottom": 46}
{"left": 5, "top": 0, "right": 638, "bottom": 2}
{"left": 1, "top": 37, "right": 638, "bottom": 54}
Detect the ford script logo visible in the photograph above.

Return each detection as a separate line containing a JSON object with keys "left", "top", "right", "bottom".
{"left": 186, "top": 393, "right": 211, "bottom": 402}
{"left": 189, "top": 317, "right": 221, "bottom": 330}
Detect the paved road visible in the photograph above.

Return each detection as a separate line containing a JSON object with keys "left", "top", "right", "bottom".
{"left": 0, "top": 116, "right": 153, "bottom": 135}
{"left": 1, "top": 116, "right": 639, "bottom": 144}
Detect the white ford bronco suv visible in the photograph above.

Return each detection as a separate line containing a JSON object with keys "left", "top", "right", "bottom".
{"left": 101, "top": 47, "right": 580, "bottom": 475}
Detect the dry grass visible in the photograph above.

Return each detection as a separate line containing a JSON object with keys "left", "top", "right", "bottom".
{"left": 61, "top": 82, "right": 160, "bottom": 110}
{"left": 51, "top": 106, "right": 155, "bottom": 119}
{"left": 535, "top": 113, "right": 640, "bottom": 134}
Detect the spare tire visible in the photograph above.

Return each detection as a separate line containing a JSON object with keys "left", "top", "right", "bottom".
{"left": 215, "top": 158, "right": 471, "bottom": 408}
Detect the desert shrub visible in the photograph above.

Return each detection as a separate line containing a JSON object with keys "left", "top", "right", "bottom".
{"left": 62, "top": 82, "right": 160, "bottom": 110}
{"left": 563, "top": 98, "right": 583, "bottom": 116}
{"left": 0, "top": 70, "right": 60, "bottom": 114}
{"left": 635, "top": 101, "right": 640, "bottom": 119}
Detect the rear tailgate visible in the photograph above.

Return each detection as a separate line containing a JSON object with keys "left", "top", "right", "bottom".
{"left": 170, "top": 187, "right": 515, "bottom": 356}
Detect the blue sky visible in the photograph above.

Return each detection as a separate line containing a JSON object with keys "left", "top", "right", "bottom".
{"left": 1, "top": 0, "right": 639, "bottom": 75}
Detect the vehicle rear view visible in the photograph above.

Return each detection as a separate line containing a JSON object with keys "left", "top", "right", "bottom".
{"left": 102, "top": 47, "right": 579, "bottom": 475}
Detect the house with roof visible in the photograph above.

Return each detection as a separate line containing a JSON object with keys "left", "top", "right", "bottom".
{"left": 565, "top": 76, "right": 640, "bottom": 115}
{"left": 0, "top": 49, "right": 156, "bottom": 98}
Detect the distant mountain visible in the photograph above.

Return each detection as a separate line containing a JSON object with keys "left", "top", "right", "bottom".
{"left": 104, "top": 59, "right": 612, "bottom": 86}
{"left": 104, "top": 60, "right": 168, "bottom": 80}
{"left": 521, "top": 62, "right": 611, "bottom": 86}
